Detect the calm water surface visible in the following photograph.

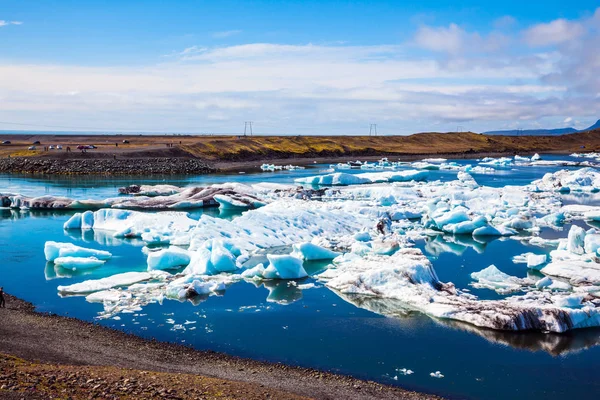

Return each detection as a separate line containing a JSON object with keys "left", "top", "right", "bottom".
{"left": 1, "top": 155, "right": 600, "bottom": 399}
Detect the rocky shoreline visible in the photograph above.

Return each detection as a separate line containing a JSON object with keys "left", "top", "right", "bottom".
{"left": 0, "top": 293, "right": 441, "bottom": 400}
{"left": 0, "top": 157, "right": 216, "bottom": 175}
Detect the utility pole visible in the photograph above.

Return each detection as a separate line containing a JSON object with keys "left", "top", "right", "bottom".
{"left": 244, "top": 121, "right": 253, "bottom": 136}
{"left": 369, "top": 123, "right": 377, "bottom": 136}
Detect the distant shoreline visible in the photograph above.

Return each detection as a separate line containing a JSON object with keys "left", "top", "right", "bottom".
{"left": 0, "top": 292, "right": 441, "bottom": 400}
{"left": 0, "top": 130, "right": 595, "bottom": 175}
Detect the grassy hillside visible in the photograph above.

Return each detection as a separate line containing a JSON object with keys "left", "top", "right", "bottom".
{"left": 1, "top": 130, "right": 599, "bottom": 161}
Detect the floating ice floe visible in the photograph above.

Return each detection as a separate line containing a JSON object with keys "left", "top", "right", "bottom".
{"left": 320, "top": 246, "right": 600, "bottom": 332}
{"left": 531, "top": 168, "right": 600, "bottom": 193}
{"left": 295, "top": 170, "right": 428, "bottom": 186}
{"left": 398, "top": 368, "right": 414, "bottom": 375}
{"left": 54, "top": 256, "right": 106, "bottom": 271}
{"left": 291, "top": 242, "right": 340, "bottom": 261}
{"left": 3, "top": 183, "right": 283, "bottom": 211}
{"left": 470, "top": 265, "right": 532, "bottom": 294}
{"left": 44, "top": 241, "right": 112, "bottom": 262}
{"left": 58, "top": 271, "right": 169, "bottom": 294}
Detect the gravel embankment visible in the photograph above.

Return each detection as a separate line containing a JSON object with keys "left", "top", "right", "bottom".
{"left": 0, "top": 158, "right": 216, "bottom": 175}
{"left": 0, "top": 294, "right": 442, "bottom": 400}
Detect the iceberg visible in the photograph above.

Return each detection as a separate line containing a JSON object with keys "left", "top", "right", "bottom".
{"left": 291, "top": 242, "right": 340, "bottom": 261}
{"left": 567, "top": 225, "right": 586, "bottom": 255}
{"left": 44, "top": 241, "right": 112, "bottom": 262}
{"left": 472, "top": 225, "right": 517, "bottom": 237}
{"left": 532, "top": 168, "right": 600, "bottom": 192}
{"left": 54, "top": 256, "right": 105, "bottom": 270}
{"left": 470, "top": 265, "right": 529, "bottom": 293}
{"left": 58, "top": 271, "right": 168, "bottom": 294}
{"left": 320, "top": 248, "right": 600, "bottom": 332}
{"left": 527, "top": 254, "right": 547, "bottom": 270}
{"left": 295, "top": 170, "right": 428, "bottom": 186}
{"left": 183, "top": 239, "right": 241, "bottom": 275}
{"left": 264, "top": 254, "right": 308, "bottom": 279}
{"left": 147, "top": 246, "right": 191, "bottom": 271}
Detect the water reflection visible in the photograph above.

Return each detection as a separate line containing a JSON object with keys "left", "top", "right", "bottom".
{"left": 424, "top": 234, "right": 492, "bottom": 256}
{"left": 0, "top": 208, "right": 78, "bottom": 220}
{"left": 64, "top": 228, "right": 146, "bottom": 247}
{"left": 332, "top": 291, "right": 600, "bottom": 356}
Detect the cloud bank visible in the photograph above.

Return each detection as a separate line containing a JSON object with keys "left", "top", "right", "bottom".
{"left": 0, "top": 10, "right": 599, "bottom": 134}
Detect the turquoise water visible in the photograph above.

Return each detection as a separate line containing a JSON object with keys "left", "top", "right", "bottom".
{"left": 1, "top": 156, "right": 600, "bottom": 399}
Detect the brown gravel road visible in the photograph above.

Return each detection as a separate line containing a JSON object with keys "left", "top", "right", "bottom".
{"left": 0, "top": 294, "right": 442, "bottom": 400}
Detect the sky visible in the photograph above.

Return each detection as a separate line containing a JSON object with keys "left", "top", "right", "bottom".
{"left": 0, "top": 0, "right": 599, "bottom": 135}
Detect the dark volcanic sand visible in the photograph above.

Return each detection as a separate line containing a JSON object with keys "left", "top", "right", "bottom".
{"left": 0, "top": 294, "right": 441, "bottom": 400}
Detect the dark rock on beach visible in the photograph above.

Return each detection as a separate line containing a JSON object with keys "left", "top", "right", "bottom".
{"left": 0, "top": 157, "right": 216, "bottom": 175}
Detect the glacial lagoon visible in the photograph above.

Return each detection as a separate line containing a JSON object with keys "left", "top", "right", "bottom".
{"left": 2, "top": 154, "right": 600, "bottom": 399}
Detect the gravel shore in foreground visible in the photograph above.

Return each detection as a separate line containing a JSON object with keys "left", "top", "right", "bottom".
{"left": 0, "top": 294, "right": 442, "bottom": 400}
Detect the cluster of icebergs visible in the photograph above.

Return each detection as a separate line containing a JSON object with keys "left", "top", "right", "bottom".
{"left": 328, "top": 154, "right": 600, "bottom": 175}
{"left": 260, "top": 163, "right": 305, "bottom": 171}
{"left": 35, "top": 164, "right": 600, "bottom": 335}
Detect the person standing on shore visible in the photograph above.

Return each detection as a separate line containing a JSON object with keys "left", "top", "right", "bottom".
{"left": 0, "top": 287, "right": 5, "bottom": 308}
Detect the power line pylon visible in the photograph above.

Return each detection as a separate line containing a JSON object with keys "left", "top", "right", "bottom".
{"left": 244, "top": 121, "right": 253, "bottom": 136}
{"left": 369, "top": 123, "right": 377, "bottom": 136}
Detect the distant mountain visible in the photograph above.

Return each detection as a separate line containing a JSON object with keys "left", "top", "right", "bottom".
{"left": 483, "top": 119, "right": 600, "bottom": 136}
{"left": 586, "top": 119, "right": 600, "bottom": 131}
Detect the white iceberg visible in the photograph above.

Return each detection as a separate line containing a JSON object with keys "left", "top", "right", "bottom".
{"left": 291, "top": 242, "right": 340, "bottom": 261}
{"left": 147, "top": 246, "right": 191, "bottom": 271}
{"left": 58, "top": 271, "right": 168, "bottom": 294}
{"left": 44, "top": 241, "right": 112, "bottom": 262}
{"left": 54, "top": 256, "right": 105, "bottom": 270}
{"left": 264, "top": 254, "right": 308, "bottom": 279}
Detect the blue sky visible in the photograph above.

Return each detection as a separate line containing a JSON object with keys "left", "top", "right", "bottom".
{"left": 1, "top": 0, "right": 599, "bottom": 134}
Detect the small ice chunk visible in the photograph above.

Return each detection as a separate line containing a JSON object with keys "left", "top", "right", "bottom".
{"left": 584, "top": 234, "right": 600, "bottom": 255}
{"left": 264, "top": 254, "right": 308, "bottom": 279}
{"left": 512, "top": 252, "right": 534, "bottom": 264}
{"left": 241, "top": 264, "right": 266, "bottom": 279}
{"left": 567, "top": 225, "right": 586, "bottom": 255}
{"left": 292, "top": 242, "right": 340, "bottom": 261}
{"left": 147, "top": 246, "right": 191, "bottom": 271}
{"left": 54, "top": 256, "right": 105, "bottom": 270}
{"left": 470, "top": 265, "right": 524, "bottom": 292}
{"left": 535, "top": 277, "right": 572, "bottom": 291}
{"left": 473, "top": 225, "right": 517, "bottom": 237}
{"left": 552, "top": 294, "right": 585, "bottom": 308}
{"left": 354, "top": 231, "right": 371, "bottom": 242}
{"left": 44, "top": 241, "right": 112, "bottom": 262}
{"left": 430, "top": 371, "right": 444, "bottom": 378}
{"left": 527, "top": 254, "right": 547, "bottom": 270}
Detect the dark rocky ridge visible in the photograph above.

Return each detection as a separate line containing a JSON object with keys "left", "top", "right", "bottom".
{"left": 0, "top": 157, "right": 216, "bottom": 175}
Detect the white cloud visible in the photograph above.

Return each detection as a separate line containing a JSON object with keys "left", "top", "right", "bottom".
{"left": 523, "top": 19, "right": 585, "bottom": 46}
{"left": 413, "top": 23, "right": 509, "bottom": 55}
{"left": 2, "top": 9, "right": 600, "bottom": 134}
{"left": 212, "top": 30, "right": 242, "bottom": 39}
{"left": 414, "top": 24, "right": 465, "bottom": 54}
{"left": 0, "top": 20, "right": 23, "bottom": 27}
